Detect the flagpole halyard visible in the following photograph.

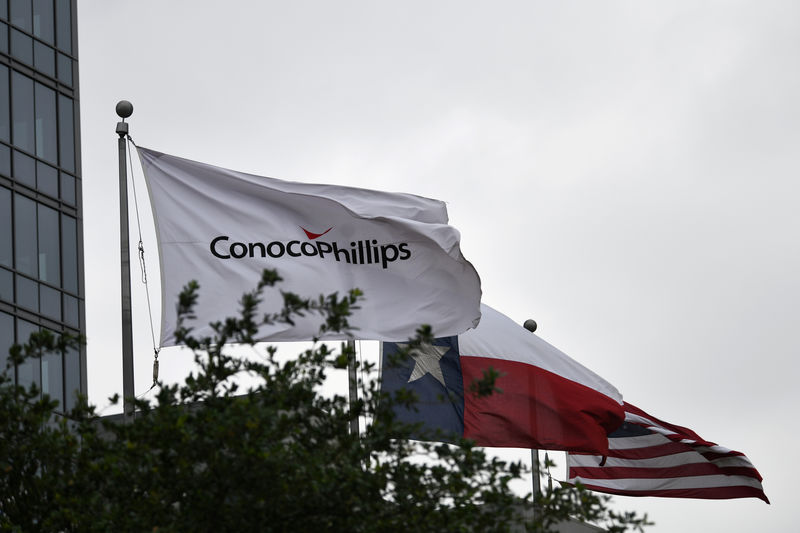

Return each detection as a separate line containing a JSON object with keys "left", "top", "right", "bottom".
{"left": 116, "top": 100, "right": 136, "bottom": 419}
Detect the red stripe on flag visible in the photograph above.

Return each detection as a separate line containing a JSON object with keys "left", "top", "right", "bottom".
{"left": 607, "top": 441, "right": 691, "bottom": 460}
{"left": 573, "top": 482, "right": 769, "bottom": 503}
{"left": 460, "top": 356, "right": 624, "bottom": 454}
{"left": 569, "top": 462, "right": 730, "bottom": 480}
{"left": 715, "top": 466, "right": 764, "bottom": 480}
{"left": 700, "top": 450, "right": 746, "bottom": 461}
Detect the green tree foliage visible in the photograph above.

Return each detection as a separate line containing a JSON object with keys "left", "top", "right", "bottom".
{"left": 0, "top": 270, "right": 650, "bottom": 532}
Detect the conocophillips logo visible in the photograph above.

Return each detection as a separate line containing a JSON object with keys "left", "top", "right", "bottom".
{"left": 210, "top": 226, "right": 411, "bottom": 269}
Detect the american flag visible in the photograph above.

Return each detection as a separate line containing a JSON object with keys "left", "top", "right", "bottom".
{"left": 566, "top": 402, "right": 768, "bottom": 503}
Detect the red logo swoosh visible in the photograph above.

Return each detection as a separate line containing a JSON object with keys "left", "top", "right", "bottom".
{"left": 301, "top": 226, "right": 333, "bottom": 240}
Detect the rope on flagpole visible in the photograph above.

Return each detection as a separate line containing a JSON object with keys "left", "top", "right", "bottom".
{"left": 126, "top": 135, "right": 161, "bottom": 395}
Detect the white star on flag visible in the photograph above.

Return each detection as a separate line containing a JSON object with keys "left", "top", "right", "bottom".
{"left": 396, "top": 343, "right": 449, "bottom": 387}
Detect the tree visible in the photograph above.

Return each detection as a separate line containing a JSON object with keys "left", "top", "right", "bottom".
{"left": 0, "top": 270, "right": 650, "bottom": 532}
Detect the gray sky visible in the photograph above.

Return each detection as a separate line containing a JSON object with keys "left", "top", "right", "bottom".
{"left": 78, "top": 1, "right": 798, "bottom": 530}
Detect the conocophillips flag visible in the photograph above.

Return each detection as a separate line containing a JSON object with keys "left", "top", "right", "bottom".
{"left": 136, "top": 147, "right": 482, "bottom": 345}
{"left": 381, "top": 304, "right": 625, "bottom": 454}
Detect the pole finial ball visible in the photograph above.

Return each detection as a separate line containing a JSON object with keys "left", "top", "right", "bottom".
{"left": 116, "top": 100, "right": 134, "bottom": 119}
{"left": 523, "top": 319, "right": 537, "bottom": 333}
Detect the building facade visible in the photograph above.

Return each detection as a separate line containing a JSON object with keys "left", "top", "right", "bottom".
{"left": 0, "top": 0, "right": 85, "bottom": 411}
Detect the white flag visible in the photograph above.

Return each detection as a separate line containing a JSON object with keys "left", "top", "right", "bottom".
{"left": 137, "top": 147, "right": 482, "bottom": 345}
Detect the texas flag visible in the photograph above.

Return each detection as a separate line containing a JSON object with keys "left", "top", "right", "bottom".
{"left": 381, "top": 304, "right": 625, "bottom": 454}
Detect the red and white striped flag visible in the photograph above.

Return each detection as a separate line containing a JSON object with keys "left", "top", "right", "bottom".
{"left": 566, "top": 402, "right": 768, "bottom": 503}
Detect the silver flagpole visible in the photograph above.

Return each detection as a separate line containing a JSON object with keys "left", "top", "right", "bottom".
{"left": 523, "top": 319, "right": 541, "bottom": 503}
{"left": 116, "top": 101, "right": 136, "bottom": 419}
{"left": 347, "top": 339, "right": 359, "bottom": 435}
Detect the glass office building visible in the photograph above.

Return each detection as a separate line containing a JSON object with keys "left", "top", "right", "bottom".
{"left": 0, "top": 0, "right": 85, "bottom": 411}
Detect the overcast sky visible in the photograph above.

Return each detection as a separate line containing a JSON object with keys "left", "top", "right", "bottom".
{"left": 77, "top": 1, "right": 797, "bottom": 530}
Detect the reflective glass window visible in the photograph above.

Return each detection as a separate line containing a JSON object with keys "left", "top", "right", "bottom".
{"left": 63, "top": 292, "right": 78, "bottom": 327}
{"left": 57, "top": 94, "right": 73, "bottom": 171}
{"left": 0, "top": 65, "right": 7, "bottom": 142}
{"left": 39, "top": 284, "right": 60, "bottom": 320}
{"left": 9, "top": 0, "right": 30, "bottom": 32}
{"left": 34, "top": 40, "right": 55, "bottom": 78}
{"left": 0, "top": 144, "right": 9, "bottom": 175}
{"left": 0, "top": 311, "right": 12, "bottom": 372}
{"left": 11, "top": 72, "right": 34, "bottom": 152}
{"left": 0, "top": 267, "right": 11, "bottom": 301}
{"left": 32, "top": 0, "right": 54, "bottom": 44}
{"left": 60, "top": 172, "right": 74, "bottom": 205}
{"left": 13, "top": 149, "right": 35, "bottom": 187}
{"left": 35, "top": 82, "right": 57, "bottom": 164}
{"left": 37, "top": 161, "right": 58, "bottom": 197}
{"left": 16, "top": 318, "right": 39, "bottom": 389}
{"left": 15, "top": 274, "right": 37, "bottom": 310}
{"left": 55, "top": 0, "right": 69, "bottom": 53}
{"left": 37, "top": 203, "right": 59, "bottom": 285}
{"left": 64, "top": 343, "right": 79, "bottom": 410}
{"left": 61, "top": 213, "right": 76, "bottom": 292}
{"left": 0, "top": 23, "right": 7, "bottom": 55}
{"left": 42, "top": 344, "right": 62, "bottom": 407}
{"left": 10, "top": 28, "right": 32, "bottom": 64}
{"left": 1, "top": 0, "right": 7, "bottom": 21}
{"left": 57, "top": 52, "right": 72, "bottom": 86}
{"left": 13, "top": 193, "right": 36, "bottom": 276}
{"left": 0, "top": 187, "right": 10, "bottom": 267}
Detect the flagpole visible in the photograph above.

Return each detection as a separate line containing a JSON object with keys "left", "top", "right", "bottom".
{"left": 116, "top": 100, "right": 136, "bottom": 419}
{"left": 523, "top": 319, "right": 541, "bottom": 501}
{"left": 347, "top": 339, "right": 359, "bottom": 435}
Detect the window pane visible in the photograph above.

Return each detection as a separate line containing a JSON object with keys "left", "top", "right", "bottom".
{"left": 1, "top": 0, "right": 7, "bottom": 22}
{"left": 16, "top": 318, "right": 40, "bottom": 389}
{"left": 0, "top": 267, "right": 11, "bottom": 301}
{"left": 0, "top": 311, "right": 12, "bottom": 372}
{"left": 0, "top": 23, "right": 7, "bottom": 55}
{"left": 0, "top": 144, "right": 9, "bottom": 176}
{"left": 61, "top": 213, "right": 76, "bottom": 292}
{"left": 13, "top": 149, "right": 35, "bottom": 187}
{"left": 10, "top": 28, "right": 32, "bottom": 64}
{"left": 11, "top": 72, "right": 34, "bottom": 152}
{"left": 40, "top": 284, "right": 60, "bottom": 320}
{"left": 13, "top": 193, "right": 37, "bottom": 276}
{"left": 55, "top": 0, "right": 69, "bottom": 53}
{"left": 16, "top": 274, "right": 37, "bottom": 310}
{"left": 9, "top": 0, "right": 30, "bottom": 32}
{"left": 0, "top": 65, "right": 8, "bottom": 142}
{"left": 37, "top": 203, "right": 59, "bottom": 285}
{"left": 37, "top": 161, "right": 58, "bottom": 197}
{"left": 63, "top": 293, "right": 78, "bottom": 327}
{"left": 34, "top": 40, "right": 55, "bottom": 77}
{"left": 32, "top": 0, "right": 54, "bottom": 44}
{"left": 0, "top": 187, "right": 10, "bottom": 267}
{"left": 35, "top": 82, "right": 57, "bottom": 164}
{"left": 57, "top": 52, "right": 72, "bottom": 86}
{"left": 57, "top": 94, "right": 73, "bottom": 171}
{"left": 64, "top": 344, "right": 79, "bottom": 410}
{"left": 42, "top": 346, "right": 62, "bottom": 408}
{"left": 60, "top": 172, "right": 74, "bottom": 205}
